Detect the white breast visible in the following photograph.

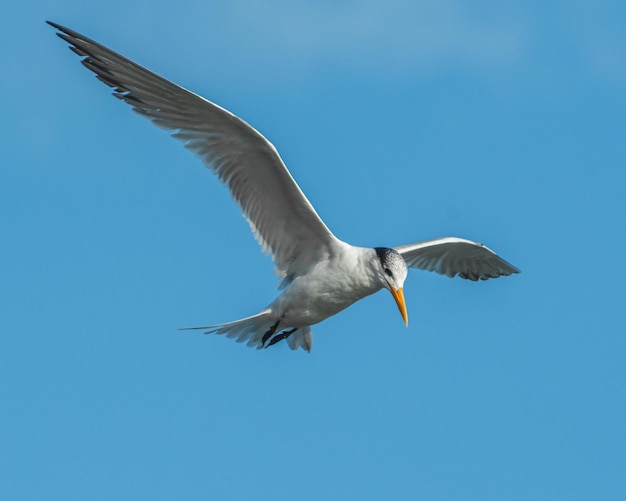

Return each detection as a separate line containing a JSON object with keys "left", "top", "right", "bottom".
{"left": 271, "top": 246, "right": 383, "bottom": 327}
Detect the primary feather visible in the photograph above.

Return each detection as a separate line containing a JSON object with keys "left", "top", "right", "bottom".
{"left": 47, "top": 21, "right": 339, "bottom": 281}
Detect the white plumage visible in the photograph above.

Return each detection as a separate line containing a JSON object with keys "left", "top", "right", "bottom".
{"left": 49, "top": 21, "right": 520, "bottom": 352}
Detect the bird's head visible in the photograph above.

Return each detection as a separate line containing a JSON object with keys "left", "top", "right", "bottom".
{"left": 374, "top": 247, "right": 409, "bottom": 326}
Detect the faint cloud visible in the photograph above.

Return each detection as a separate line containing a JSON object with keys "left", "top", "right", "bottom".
{"left": 215, "top": 0, "right": 626, "bottom": 89}
{"left": 566, "top": 1, "right": 626, "bottom": 84}
{"left": 225, "top": 0, "right": 529, "bottom": 79}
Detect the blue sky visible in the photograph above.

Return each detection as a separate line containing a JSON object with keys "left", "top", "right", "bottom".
{"left": 3, "top": 1, "right": 626, "bottom": 499}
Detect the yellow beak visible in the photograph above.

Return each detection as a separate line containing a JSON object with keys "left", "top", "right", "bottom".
{"left": 389, "top": 287, "right": 409, "bottom": 326}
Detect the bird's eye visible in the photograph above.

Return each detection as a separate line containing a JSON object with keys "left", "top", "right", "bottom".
{"left": 384, "top": 268, "right": 393, "bottom": 277}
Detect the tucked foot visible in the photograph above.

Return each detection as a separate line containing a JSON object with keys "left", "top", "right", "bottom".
{"left": 265, "top": 328, "right": 298, "bottom": 348}
{"left": 261, "top": 319, "right": 281, "bottom": 346}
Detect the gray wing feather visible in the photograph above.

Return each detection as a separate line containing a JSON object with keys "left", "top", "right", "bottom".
{"left": 395, "top": 237, "right": 520, "bottom": 281}
{"left": 48, "top": 21, "right": 338, "bottom": 278}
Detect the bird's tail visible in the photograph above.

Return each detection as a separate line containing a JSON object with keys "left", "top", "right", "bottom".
{"left": 180, "top": 310, "right": 313, "bottom": 352}
{"left": 286, "top": 327, "right": 313, "bottom": 353}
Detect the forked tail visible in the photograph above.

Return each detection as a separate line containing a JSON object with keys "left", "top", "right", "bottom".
{"left": 180, "top": 310, "right": 313, "bottom": 352}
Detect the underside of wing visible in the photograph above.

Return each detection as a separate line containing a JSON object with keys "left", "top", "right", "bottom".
{"left": 48, "top": 21, "right": 339, "bottom": 278}
{"left": 395, "top": 237, "right": 520, "bottom": 281}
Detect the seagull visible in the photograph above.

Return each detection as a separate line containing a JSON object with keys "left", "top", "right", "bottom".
{"left": 48, "top": 21, "right": 520, "bottom": 353}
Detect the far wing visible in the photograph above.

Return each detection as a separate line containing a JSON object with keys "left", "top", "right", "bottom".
{"left": 48, "top": 21, "right": 340, "bottom": 279}
{"left": 395, "top": 237, "right": 520, "bottom": 281}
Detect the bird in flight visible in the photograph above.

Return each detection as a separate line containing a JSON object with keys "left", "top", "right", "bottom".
{"left": 48, "top": 21, "right": 520, "bottom": 353}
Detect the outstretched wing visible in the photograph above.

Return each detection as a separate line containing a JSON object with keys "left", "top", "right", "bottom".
{"left": 48, "top": 21, "right": 340, "bottom": 279}
{"left": 395, "top": 237, "right": 520, "bottom": 281}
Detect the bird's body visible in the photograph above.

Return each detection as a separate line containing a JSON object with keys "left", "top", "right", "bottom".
{"left": 48, "top": 21, "right": 520, "bottom": 352}
{"left": 199, "top": 245, "right": 405, "bottom": 351}
{"left": 272, "top": 245, "right": 387, "bottom": 327}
